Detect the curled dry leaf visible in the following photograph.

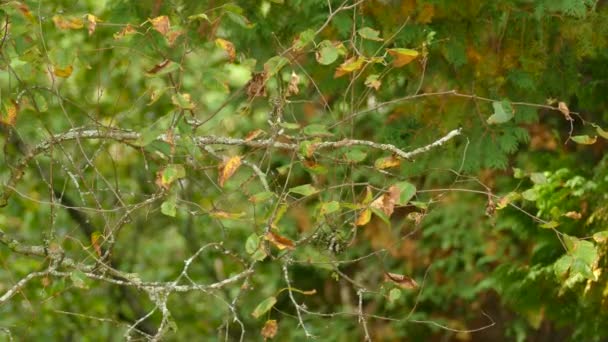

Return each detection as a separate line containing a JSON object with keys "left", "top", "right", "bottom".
{"left": 558, "top": 101, "right": 573, "bottom": 121}
{"left": 286, "top": 71, "right": 300, "bottom": 96}
{"left": 387, "top": 48, "right": 419, "bottom": 67}
{"left": 245, "top": 129, "right": 265, "bottom": 141}
{"left": 85, "top": 14, "right": 100, "bottom": 36}
{"left": 218, "top": 156, "right": 242, "bottom": 188}
{"left": 564, "top": 211, "right": 582, "bottom": 220}
{"left": 216, "top": 38, "right": 236, "bottom": 62}
{"left": 370, "top": 185, "right": 400, "bottom": 217}
{"left": 384, "top": 272, "right": 419, "bottom": 289}
{"left": 265, "top": 231, "right": 295, "bottom": 250}
{"left": 246, "top": 72, "right": 267, "bottom": 99}
{"left": 114, "top": 24, "right": 137, "bottom": 39}
{"left": 261, "top": 319, "right": 278, "bottom": 339}
{"left": 146, "top": 59, "right": 171, "bottom": 74}
{"left": 166, "top": 30, "right": 183, "bottom": 46}
{"left": 149, "top": 15, "right": 170, "bottom": 36}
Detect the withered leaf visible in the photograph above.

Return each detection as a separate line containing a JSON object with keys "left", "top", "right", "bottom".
{"left": 216, "top": 38, "right": 236, "bottom": 62}
{"left": 384, "top": 272, "right": 419, "bottom": 289}
{"left": 149, "top": 15, "right": 170, "bottom": 36}
{"left": 265, "top": 231, "right": 295, "bottom": 250}
{"left": 218, "top": 156, "right": 242, "bottom": 188}
{"left": 246, "top": 72, "right": 267, "bottom": 99}
{"left": 286, "top": 71, "right": 300, "bottom": 96}
{"left": 261, "top": 319, "right": 278, "bottom": 339}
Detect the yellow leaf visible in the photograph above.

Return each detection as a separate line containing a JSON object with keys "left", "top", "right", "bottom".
{"left": 85, "top": 14, "right": 101, "bottom": 36}
{"left": 216, "top": 38, "right": 236, "bottom": 62}
{"left": 52, "top": 15, "right": 83, "bottom": 30}
{"left": 355, "top": 208, "right": 372, "bottom": 226}
{"left": 54, "top": 65, "right": 73, "bottom": 78}
{"left": 334, "top": 56, "right": 366, "bottom": 78}
{"left": 265, "top": 231, "right": 295, "bottom": 250}
{"left": 218, "top": 156, "right": 242, "bottom": 187}
{"left": 91, "top": 232, "right": 103, "bottom": 257}
{"left": 374, "top": 155, "right": 401, "bottom": 169}
{"left": 1, "top": 103, "right": 18, "bottom": 127}
{"left": 387, "top": 48, "right": 419, "bottom": 67}
{"left": 209, "top": 210, "right": 245, "bottom": 219}
{"left": 149, "top": 15, "right": 170, "bottom": 36}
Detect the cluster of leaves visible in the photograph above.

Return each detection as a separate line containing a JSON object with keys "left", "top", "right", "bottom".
{"left": 1, "top": 0, "right": 608, "bottom": 341}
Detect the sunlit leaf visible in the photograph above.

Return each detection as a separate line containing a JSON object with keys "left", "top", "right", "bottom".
{"left": 571, "top": 135, "right": 597, "bottom": 145}
{"left": 540, "top": 221, "right": 559, "bottom": 229}
{"left": 320, "top": 201, "right": 340, "bottom": 215}
{"left": 85, "top": 14, "right": 100, "bottom": 36}
{"left": 160, "top": 164, "right": 186, "bottom": 189}
{"left": 264, "top": 56, "right": 289, "bottom": 78}
{"left": 261, "top": 319, "right": 278, "bottom": 339}
{"left": 355, "top": 208, "right": 372, "bottom": 226}
{"left": 334, "top": 56, "right": 366, "bottom": 78}
{"left": 365, "top": 74, "right": 381, "bottom": 90}
{"left": 52, "top": 15, "right": 83, "bottom": 29}
{"left": 149, "top": 15, "right": 170, "bottom": 36}
{"left": 161, "top": 196, "right": 177, "bottom": 217}
{"left": 218, "top": 156, "right": 242, "bottom": 188}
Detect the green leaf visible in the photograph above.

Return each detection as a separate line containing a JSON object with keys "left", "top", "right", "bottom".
{"left": 294, "top": 29, "right": 315, "bottom": 50}
{"left": 133, "top": 113, "right": 173, "bottom": 147}
{"left": 161, "top": 196, "right": 177, "bottom": 217}
{"left": 249, "top": 191, "right": 275, "bottom": 203}
{"left": 187, "top": 13, "right": 210, "bottom": 22}
{"left": 289, "top": 184, "right": 319, "bottom": 196}
{"left": 592, "top": 231, "right": 608, "bottom": 243}
{"left": 388, "top": 288, "right": 401, "bottom": 302}
{"left": 303, "top": 124, "right": 332, "bottom": 136}
{"left": 245, "top": 233, "right": 260, "bottom": 254}
{"left": 530, "top": 172, "right": 547, "bottom": 184}
{"left": 162, "top": 164, "right": 186, "bottom": 186}
{"left": 512, "top": 167, "right": 526, "bottom": 179}
{"left": 539, "top": 221, "right": 559, "bottom": 229}
{"left": 251, "top": 296, "right": 277, "bottom": 318}
{"left": 320, "top": 201, "right": 340, "bottom": 215}
{"left": 571, "top": 135, "right": 597, "bottom": 145}
{"left": 522, "top": 188, "right": 538, "bottom": 201}
{"left": 171, "top": 93, "right": 195, "bottom": 110}
{"left": 251, "top": 248, "right": 267, "bottom": 261}
{"left": 264, "top": 56, "right": 289, "bottom": 78}
{"left": 344, "top": 149, "right": 367, "bottom": 163}
{"left": 279, "top": 122, "right": 301, "bottom": 130}
{"left": 370, "top": 207, "right": 391, "bottom": 227}
{"left": 487, "top": 100, "right": 514, "bottom": 124}
{"left": 357, "top": 27, "right": 383, "bottom": 41}
{"left": 554, "top": 255, "right": 572, "bottom": 277}
{"left": 394, "top": 181, "right": 416, "bottom": 205}
{"left": 592, "top": 124, "right": 608, "bottom": 139}
{"left": 70, "top": 270, "right": 89, "bottom": 289}
{"left": 316, "top": 40, "right": 339, "bottom": 65}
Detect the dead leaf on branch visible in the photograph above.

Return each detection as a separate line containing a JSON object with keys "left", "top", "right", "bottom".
{"left": 370, "top": 185, "right": 400, "bottom": 217}
{"left": 218, "top": 156, "right": 242, "bottom": 188}
{"left": 261, "top": 319, "right": 278, "bottom": 339}
{"left": 52, "top": 15, "right": 83, "bottom": 30}
{"left": 286, "top": 71, "right": 300, "bottom": 96}
{"left": 384, "top": 272, "right": 419, "bottom": 289}
{"left": 216, "top": 38, "right": 236, "bottom": 62}
{"left": 558, "top": 101, "right": 573, "bottom": 121}
{"left": 114, "top": 24, "right": 137, "bottom": 39}
{"left": 265, "top": 231, "right": 295, "bottom": 250}
{"left": 85, "top": 14, "right": 100, "bottom": 36}
{"left": 149, "top": 15, "right": 170, "bottom": 36}
{"left": 246, "top": 72, "right": 267, "bottom": 99}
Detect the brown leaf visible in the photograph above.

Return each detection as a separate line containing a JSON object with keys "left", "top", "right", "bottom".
{"left": 265, "top": 231, "right": 295, "bottom": 250}
{"left": 149, "top": 15, "right": 170, "bottom": 36}
{"left": 245, "top": 129, "right": 265, "bottom": 141}
{"left": 286, "top": 71, "right": 300, "bottom": 96}
{"left": 558, "top": 101, "right": 573, "bottom": 121}
{"left": 384, "top": 272, "right": 419, "bottom": 289}
{"left": 166, "top": 30, "right": 183, "bottom": 46}
{"left": 146, "top": 59, "right": 171, "bottom": 74}
{"left": 261, "top": 319, "right": 278, "bottom": 339}
{"left": 54, "top": 65, "right": 73, "bottom": 78}
{"left": 52, "top": 15, "right": 83, "bottom": 30}
{"left": 216, "top": 38, "right": 236, "bottom": 62}
{"left": 114, "top": 24, "right": 137, "bottom": 39}
{"left": 218, "top": 156, "right": 242, "bottom": 188}
{"left": 85, "top": 14, "right": 100, "bottom": 36}
{"left": 91, "top": 232, "right": 103, "bottom": 257}
{"left": 387, "top": 48, "right": 419, "bottom": 67}
{"left": 371, "top": 185, "right": 400, "bottom": 217}
{"left": 374, "top": 155, "right": 401, "bottom": 169}
{"left": 246, "top": 72, "right": 267, "bottom": 99}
